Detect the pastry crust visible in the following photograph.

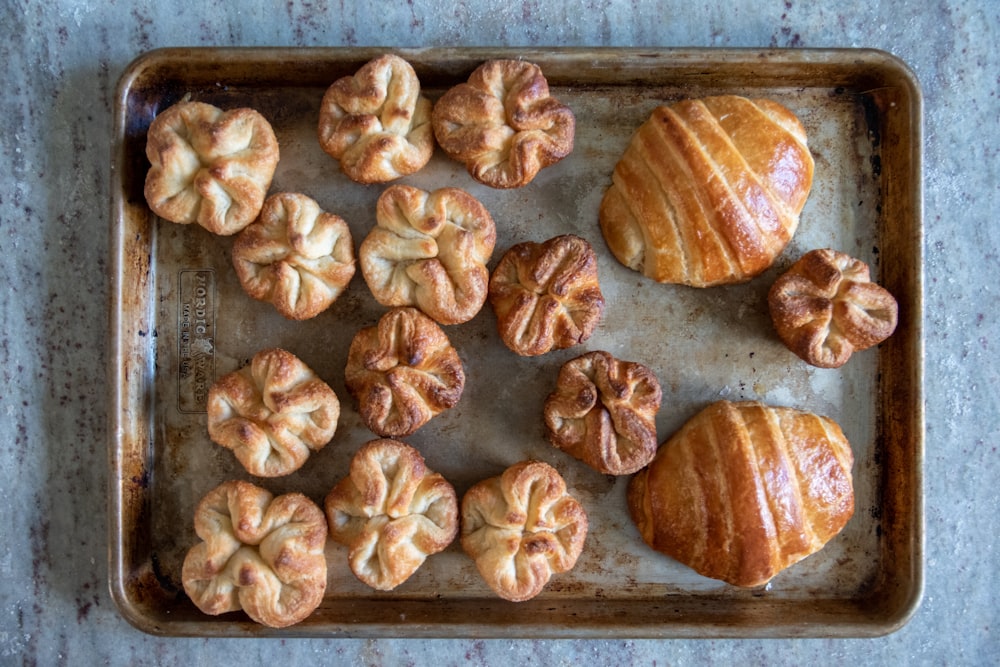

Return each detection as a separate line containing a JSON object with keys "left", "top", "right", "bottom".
{"left": 324, "top": 439, "right": 459, "bottom": 591}
{"left": 317, "top": 54, "right": 434, "bottom": 183}
{"left": 599, "top": 95, "right": 814, "bottom": 286}
{"left": 344, "top": 307, "right": 465, "bottom": 437}
{"left": 488, "top": 234, "right": 605, "bottom": 356}
{"left": 207, "top": 348, "right": 340, "bottom": 477}
{"left": 144, "top": 100, "right": 279, "bottom": 235}
{"left": 544, "top": 351, "right": 662, "bottom": 475}
{"left": 432, "top": 59, "right": 575, "bottom": 189}
{"left": 232, "top": 192, "right": 356, "bottom": 320}
{"left": 461, "top": 460, "right": 588, "bottom": 602}
{"left": 181, "top": 480, "right": 327, "bottom": 628}
{"left": 359, "top": 185, "right": 496, "bottom": 325}
{"left": 627, "top": 400, "right": 854, "bottom": 588}
{"left": 768, "top": 248, "right": 898, "bottom": 368}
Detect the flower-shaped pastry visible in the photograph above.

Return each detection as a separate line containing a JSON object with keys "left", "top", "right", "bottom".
{"left": 144, "top": 100, "right": 279, "bottom": 235}
{"left": 181, "top": 480, "right": 328, "bottom": 628}
{"left": 360, "top": 185, "right": 496, "bottom": 325}
{"left": 207, "top": 348, "right": 340, "bottom": 477}
{"left": 324, "top": 439, "right": 459, "bottom": 590}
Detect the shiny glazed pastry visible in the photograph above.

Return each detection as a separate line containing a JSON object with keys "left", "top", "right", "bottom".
{"left": 461, "top": 460, "right": 588, "bottom": 602}
{"left": 359, "top": 184, "right": 496, "bottom": 325}
{"left": 324, "top": 439, "right": 459, "bottom": 591}
{"left": 317, "top": 54, "right": 434, "bottom": 183}
{"left": 544, "top": 351, "right": 662, "bottom": 475}
{"left": 599, "top": 95, "right": 814, "bottom": 286}
{"left": 207, "top": 348, "right": 340, "bottom": 477}
{"left": 431, "top": 59, "right": 575, "bottom": 188}
{"left": 181, "top": 480, "right": 327, "bottom": 628}
{"left": 488, "top": 234, "right": 605, "bottom": 356}
{"left": 144, "top": 100, "right": 279, "bottom": 235}
{"left": 768, "top": 248, "right": 899, "bottom": 368}
{"left": 627, "top": 400, "right": 854, "bottom": 588}
{"left": 232, "top": 192, "right": 356, "bottom": 320}
{"left": 344, "top": 307, "right": 465, "bottom": 437}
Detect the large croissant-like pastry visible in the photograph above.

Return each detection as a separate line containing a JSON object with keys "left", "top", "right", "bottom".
{"left": 627, "top": 400, "right": 854, "bottom": 588}
{"left": 599, "top": 95, "right": 814, "bottom": 286}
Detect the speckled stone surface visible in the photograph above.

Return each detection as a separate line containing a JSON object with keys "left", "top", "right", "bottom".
{"left": 1, "top": 1, "right": 997, "bottom": 664}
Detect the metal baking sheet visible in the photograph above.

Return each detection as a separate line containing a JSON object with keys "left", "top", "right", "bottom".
{"left": 109, "top": 47, "right": 924, "bottom": 638}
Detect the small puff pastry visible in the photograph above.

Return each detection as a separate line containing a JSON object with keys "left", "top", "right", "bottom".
{"left": 232, "top": 192, "right": 356, "bottom": 320}
{"left": 144, "top": 100, "right": 279, "bottom": 235}
{"left": 344, "top": 307, "right": 465, "bottom": 437}
{"left": 599, "top": 95, "right": 814, "bottom": 286}
{"left": 768, "top": 248, "right": 898, "bottom": 368}
{"left": 317, "top": 54, "right": 434, "bottom": 183}
{"left": 360, "top": 185, "right": 496, "bottom": 325}
{"left": 544, "top": 351, "right": 662, "bottom": 475}
{"left": 207, "top": 348, "right": 340, "bottom": 477}
{"left": 324, "top": 439, "right": 459, "bottom": 591}
{"left": 461, "top": 460, "right": 588, "bottom": 602}
{"left": 181, "top": 480, "right": 327, "bottom": 628}
{"left": 627, "top": 400, "right": 854, "bottom": 588}
{"left": 488, "top": 234, "right": 605, "bottom": 356}
{"left": 432, "top": 59, "right": 575, "bottom": 189}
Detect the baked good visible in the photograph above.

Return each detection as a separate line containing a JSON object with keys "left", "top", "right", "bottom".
{"left": 317, "top": 54, "right": 434, "bottom": 183}
{"left": 460, "top": 460, "right": 588, "bottom": 602}
{"left": 627, "top": 400, "right": 854, "bottom": 588}
{"left": 431, "top": 59, "right": 575, "bottom": 189}
{"left": 207, "top": 348, "right": 339, "bottom": 477}
{"left": 359, "top": 185, "right": 496, "bottom": 325}
{"left": 144, "top": 100, "right": 279, "bottom": 235}
{"left": 181, "top": 480, "right": 327, "bottom": 628}
{"left": 544, "top": 351, "right": 662, "bottom": 475}
{"left": 599, "top": 95, "right": 814, "bottom": 286}
{"left": 768, "top": 248, "right": 898, "bottom": 368}
{"left": 344, "top": 307, "right": 465, "bottom": 437}
{"left": 488, "top": 234, "right": 604, "bottom": 356}
{"left": 324, "top": 439, "right": 458, "bottom": 590}
{"left": 232, "top": 192, "right": 356, "bottom": 320}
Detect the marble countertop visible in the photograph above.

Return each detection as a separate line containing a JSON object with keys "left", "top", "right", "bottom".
{"left": 1, "top": 1, "right": 996, "bottom": 664}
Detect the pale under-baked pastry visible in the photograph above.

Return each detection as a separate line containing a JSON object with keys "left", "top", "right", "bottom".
{"left": 461, "top": 460, "right": 588, "bottom": 602}
{"left": 181, "top": 480, "right": 327, "bottom": 628}
{"left": 432, "top": 59, "right": 575, "bottom": 189}
{"left": 144, "top": 100, "right": 280, "bottom": 235}
{"left": 324, "top": 439, "right": 459, "bottom": 591}
{"left": 344, "top": 307, "right": 465, "bottom": 437}
{"left": 317, "top": 54, "right": 434, "bottom": 183}
{"left": 544, "top": 351, "right": 662, "bottom": 475}
{"left": 232, "top": 192, "right": 356, "bottom": 320}
{"left": 627, "top": 400, "right": 854, "bottom": 588}
{"left": 768, "top": 248, "right": 899, "bottom": 368}
{"left": 207, "top": 348, "right": 340, "bottom": 477}
{"left": 488, "top": 234, "right": 605, "bottom": 356}
{"left": 599, "top": 95, "right": 814, "bottom": 286}
{"left": 360, "top": 185, "right": 496, "bottom": 325}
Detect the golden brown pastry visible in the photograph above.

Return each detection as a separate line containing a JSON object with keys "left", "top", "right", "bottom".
{"left": 488, "top": 234, "right": 605, "bottom": 356}
{"left": 432, "top": 59, "right": 575, "bottom": 189}
{"left": 599, "top": 95, "right": 814, "bottom": 286}
{"left": 317, "top": 54, "right": 434, "bottom": 183}
{"left": 232, "top": 192, "right": 356, "bottom": 320}
{"left": 324, "top": 439, "right": 459, "bottom": 591}
{"left": 359, "top": 185, "right": 496, "bottom": 325}
{"left": 207, "top": 348, "right": 340, "bottom": 477}
{"left": 344, "top": 307, "right": 465, "bottom": 437}
{"left": 544, "top": 351, "right": 662, "bottom": 475}
{"left": 181, "top": 480, "right": 327, "bottom": 628}
{"left": 627, "top": 400, "right": 854, "bottom": 588}
{"left": 768, "top": 248, "right": 899, "bottom": 368}
{"left": 461, "top": 460, "right": 588, "bottom": 602}
{"left": 144, "top": 100, "right": 279, "bottom": 235}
